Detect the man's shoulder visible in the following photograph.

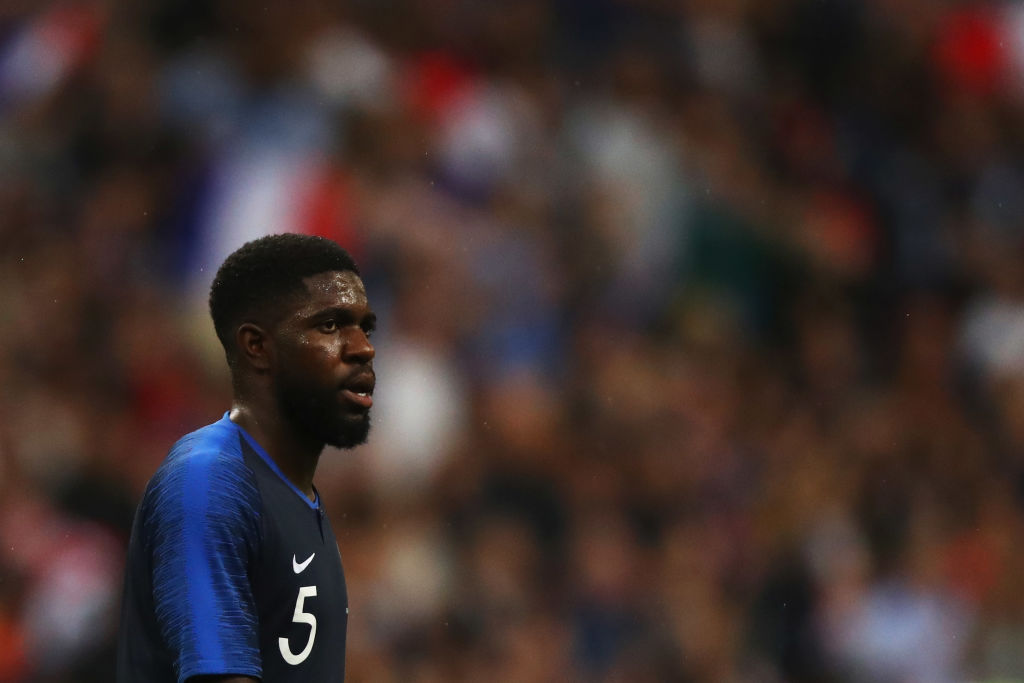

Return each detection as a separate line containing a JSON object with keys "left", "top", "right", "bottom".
{"left": 145, "top": 417, "right": 259, "bottom": 514}
{"left": 158, "top": 417, "right": 246, "bottom": 476}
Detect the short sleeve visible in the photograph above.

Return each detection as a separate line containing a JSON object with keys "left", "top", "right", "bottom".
{"left": 143, "top": 442, "right": 263, "bottom": 683}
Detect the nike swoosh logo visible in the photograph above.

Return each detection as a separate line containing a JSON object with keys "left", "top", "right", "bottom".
{"left": 292, "top": 552, "right": 315, "bottom": 574}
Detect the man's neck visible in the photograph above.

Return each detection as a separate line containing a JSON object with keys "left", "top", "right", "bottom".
{"left": 228, "top": 400, "right": 322, "bottom": 502}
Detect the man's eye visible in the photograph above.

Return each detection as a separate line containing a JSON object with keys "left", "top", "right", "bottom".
{"left": 319, "top": 320, "right": 338, "bottom": 332}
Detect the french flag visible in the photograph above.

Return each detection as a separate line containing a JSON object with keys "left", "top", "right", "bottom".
{"left": 177, "top": 145, "right": 362, "bottom": 303}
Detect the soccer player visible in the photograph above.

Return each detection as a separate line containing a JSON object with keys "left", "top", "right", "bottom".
{"left": 116, "top": 234, "right": 376, "bottom": 682}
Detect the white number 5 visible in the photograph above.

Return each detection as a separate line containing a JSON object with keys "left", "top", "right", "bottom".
{"left": 279, "top": 586, "right": 317, "bottom": 665}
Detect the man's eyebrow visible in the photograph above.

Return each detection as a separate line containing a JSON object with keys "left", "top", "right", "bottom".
{"left": 314, "top": 307, "right": 376, "bottom": 327}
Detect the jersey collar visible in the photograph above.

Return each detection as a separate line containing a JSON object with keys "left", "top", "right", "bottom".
{"left": 224, "top": 413, "right": 321, "bottom": 511}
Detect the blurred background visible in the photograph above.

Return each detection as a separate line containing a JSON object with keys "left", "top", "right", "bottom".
{"left": 3, "top": 0, "right": 1024, "bottom": 681}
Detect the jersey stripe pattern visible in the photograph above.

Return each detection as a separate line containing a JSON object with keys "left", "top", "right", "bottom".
{"left": 144, "top": 419, "right": 263, "bottom": 682}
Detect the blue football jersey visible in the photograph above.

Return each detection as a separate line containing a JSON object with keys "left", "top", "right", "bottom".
{"left": 117, "top": 414, "right": 348, "bottom": 682}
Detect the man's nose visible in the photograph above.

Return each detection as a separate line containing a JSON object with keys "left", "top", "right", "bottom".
{"left": 343, "top": 329, "right": 375, "bottom": 363}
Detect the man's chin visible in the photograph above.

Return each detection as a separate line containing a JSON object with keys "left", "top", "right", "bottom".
{"left": 323, "top": 414, "right": 371, "bottom": 450}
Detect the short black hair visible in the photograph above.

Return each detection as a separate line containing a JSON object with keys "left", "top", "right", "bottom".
{"left": 209, "top": 233, "right": 360, "bottom": 363}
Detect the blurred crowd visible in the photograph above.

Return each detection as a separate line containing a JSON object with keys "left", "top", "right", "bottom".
{"left": 3, "top": 0, "right": 1024, "bottom": 681}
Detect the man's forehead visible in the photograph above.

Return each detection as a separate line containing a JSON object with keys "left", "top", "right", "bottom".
{"left": 301, "top": 269, "right": 366, "bottom": 299}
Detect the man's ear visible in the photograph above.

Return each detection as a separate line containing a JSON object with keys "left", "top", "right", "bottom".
{"left": 236, "top": 322, "right": 272, "bottom": 372}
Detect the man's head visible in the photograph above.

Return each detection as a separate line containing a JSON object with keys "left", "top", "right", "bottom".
{"left": 210, "top": 234, "right": 376, "bottom": 448}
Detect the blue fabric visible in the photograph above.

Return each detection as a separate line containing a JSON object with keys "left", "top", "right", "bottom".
{"left": 234, "top": 417, "right": 319, "bottom": 510}
{"left": 144, "top": 415, "right": 263, "bottom": 683}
